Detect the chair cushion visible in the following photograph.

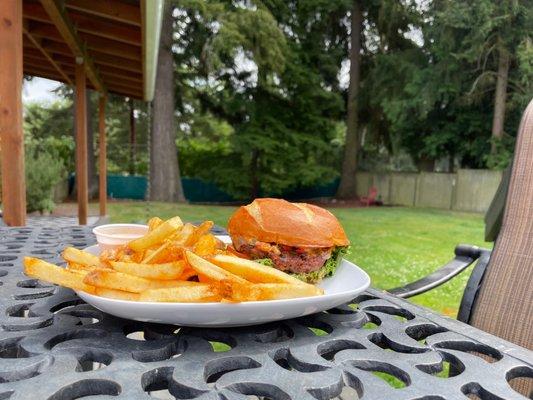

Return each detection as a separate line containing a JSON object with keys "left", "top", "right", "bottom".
{"left": 470, "top": 99, "right": 533, "bottom": 396}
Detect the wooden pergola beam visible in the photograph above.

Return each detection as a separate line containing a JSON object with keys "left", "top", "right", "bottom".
{"left": 75, "top": 63, "right": 88, "bottom": 225}
{"left": 29, "top": 21, "right": 141, "bottom": 61}
{"left": 41, "top": 40, "right": 141, "bottom": 67}
{"left": 25, "top": 3, "right": 142, "bottom": 46}
{"left": 67, "top": 0, "right": 141, "bottom": 26}
{"left": 39, "top": 47, "right": 142, "bottom": 73}
{"left": 24, "top": 69, "right": 65, "bottom": 83}
{"left": 24, "top": 21, "right": 63, "bottom": 41}
{"left": 105, "top": 80, "right": 144, "bottom": 94}
{"left": 86, "top": 52, "right": 142, "bottom": 73}
{"left": 23, "top": 25, "right": 72, "bottom": 85}
{"left": 22, "top": 65, "right": 67, "bottom": 83}
{"left": 81, "top": 35, "right": 141, "bottom": 59}
{"left": 70, "top": 12, "right": 141, "bottom": 46}
{"left": 30, "top": 49, "right": 143, "bottom": 78}
{"left": 24, "top": 59, "right": 73, "bottom": 80}
{"left": 24, "top": 57, "right": 143, "bottom": 106}
{"left": 39, "top": 0, "right": 106, "bottom": 94}
{"left": 25, "top": 54, "right": 143, "bottom": 95}
{"left": 0, "top": 0, "right": 26, "bottom": 226}
{"left": 97, "top": 64, "right": 142, "bottom": 81}
{"left": 98, "top": 96, "right": 107, "bottom": 216}
{"left": 107, "top": 87, "right": 143, "bottom": 100}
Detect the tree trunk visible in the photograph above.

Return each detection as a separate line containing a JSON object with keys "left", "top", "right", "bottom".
{"left": 491, "top": 46, "right": 510, "bottom": 154}
{"left": 417, "top": 156, "right": 435, "bottom": 172}
{"left": 448, "top": 152, "right": 455, "bottom": 173}
{"left": 86, "top": 90, "right": 98, "bottom": 199}
{"left": 129, "top": 98, "right": 136, "bottom": 175}
{"left": 336, "top": 0, "right": 362, "bottom": 199}
{"left": 150, "top": 1, "right": 185, "bottom": 202}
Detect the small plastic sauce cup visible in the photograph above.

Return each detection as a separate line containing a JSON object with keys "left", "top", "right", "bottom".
{"left": 92, "top": 224, "right": 149, "bottom": 251}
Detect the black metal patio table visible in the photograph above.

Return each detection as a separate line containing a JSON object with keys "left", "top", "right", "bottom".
{"left": 0, "top": 226, "right": 532, "bottom": 400}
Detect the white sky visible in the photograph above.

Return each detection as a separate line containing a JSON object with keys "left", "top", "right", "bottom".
{"left": 22, "top": 77, "right": 61, "bottom": 103}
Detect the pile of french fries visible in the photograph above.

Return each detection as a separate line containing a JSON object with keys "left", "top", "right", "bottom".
{"left": 23, "top": 216, "right": 323, "bottom": 303}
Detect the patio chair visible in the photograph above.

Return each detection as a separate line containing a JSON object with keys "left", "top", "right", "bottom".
{"left": 389, "top": 99, "right": 533, "bottom": 396}
{"left": 360, "top": 186, "right": 378, "bottom": 206}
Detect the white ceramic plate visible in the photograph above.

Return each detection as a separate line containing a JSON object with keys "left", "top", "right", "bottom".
{"left": 76, "top": 236, "right": 370, "bottom": 327}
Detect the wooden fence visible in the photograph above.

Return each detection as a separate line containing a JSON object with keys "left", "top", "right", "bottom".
{"left": 356, "top": 169, "right": 502, "bottom": 213}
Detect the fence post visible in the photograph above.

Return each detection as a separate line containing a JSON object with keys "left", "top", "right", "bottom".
{"left": 414, "top": 173, "right": 420, "bottom": 207}
{"left": 451, "top": 174, "right": 457, "bottom": 210}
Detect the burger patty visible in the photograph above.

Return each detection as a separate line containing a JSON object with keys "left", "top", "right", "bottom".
{"left": 235, "top": 239, "right": 333, "bottom": 274}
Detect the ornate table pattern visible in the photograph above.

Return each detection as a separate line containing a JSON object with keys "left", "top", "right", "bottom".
{"left": 0, "top": 226, "right": 531, "bottom": 400}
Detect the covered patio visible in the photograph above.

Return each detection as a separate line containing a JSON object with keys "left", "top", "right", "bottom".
{"left": 0, "top": 0, "right": 163, "bottom": 226}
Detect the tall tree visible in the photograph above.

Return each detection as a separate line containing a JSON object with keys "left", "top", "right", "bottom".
{"left": 150, "top": 1, "right": 185, "bottom": 202}
{"left": 176, "top": 0, "right": 348, "bottom": 199}
{"left": 175, "top": 0, "right": 427, "bottom": 198}
{"left": 337, "top": 0, "right": 362, "bottom": 199}
{"left": 370, "top": 0, "right": 532, "bottom": 171}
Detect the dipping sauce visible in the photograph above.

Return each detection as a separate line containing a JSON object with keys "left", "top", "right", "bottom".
{"left": 92, "top": 224, "right": 149, "bottom": 251}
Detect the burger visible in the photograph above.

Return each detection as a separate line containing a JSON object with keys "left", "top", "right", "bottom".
{"left": 227, "top": 198, "right": 350, "bottom": 283}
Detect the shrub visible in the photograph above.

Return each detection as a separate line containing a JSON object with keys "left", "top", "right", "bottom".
{"left": 485, "top": 135, "right": 515, "bottom": 170}
{"left": 25, "top": 146, "right": 66, "bottom": 213}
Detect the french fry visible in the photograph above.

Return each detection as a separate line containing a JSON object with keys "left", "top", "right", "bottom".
{"left": 139, "top": 284, "right": 220, "bottom": 302}
{"left": 211, "top": 254, "right": 307, "bottom": 286}
{"left": 63, "top": 247, "right": 104, "bottom": 268}
{"left": 65, "top": 265, "right": 90, "bottom": 276}
{"left": 185, "top": 251, "right": 248, "bottom": 284}
{"left": 128, "top": 216, "right": 183, "bottom": 252}
{"left": 147, "top": 217, "right": 164, "bottom": 232}
{"left": 224, "top": 282, "right": 323, "bottom": 302}
{"left": 142, "top": 241, "right": 170, "bottom": 263}
{"left": 193, "top": 234, "right": 218, "bottom": 256}
{"left": 24, "top": 257, "right": 95, "bottom": 293}
{"left": 146, "top": 243, "right": 185, "bottom": 264}
{"left": 66, "top": 262, "right": 97, "bottom": 273}
{"left": 99, "top": 248, "right": 121, "bottom": 264}
{"left": 172, "top": 223, "right": 195, "bottom": 246}
{"left": 179, "top": 267, "right": 198, "bottom": 281}
{"left": 198, "top": 274, "right": 213, "bottom": 283}
{"left": 110, "top": 260, "right": 186, "bottom": 280}
{"left": 100, "top": 246, "right": 137, "bottom": 264}
{"left": 185, "top": 221, "right": 214, "bottom": 246}
{"left": 83, "top": 270, "right": 189, "bottom": 293}
{"left": 130, "top": 251, "right": 145, "bottom": 263}
{"left": 95, "top": 287, "right": 140, "bottom": 301}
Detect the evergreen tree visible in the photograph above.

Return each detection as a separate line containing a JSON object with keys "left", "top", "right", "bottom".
{"left": 175, "top": 0, "right": 348, "bottom": 199}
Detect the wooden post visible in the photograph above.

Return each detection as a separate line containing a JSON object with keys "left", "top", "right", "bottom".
{"left": 75, "top": 62, "right": 88, "bottom": 225}
{"left": 0, "top": 0, "right": 26, "bottom": 226}
{"left": 98, "top": 95, "right": 107, "bottom": 216}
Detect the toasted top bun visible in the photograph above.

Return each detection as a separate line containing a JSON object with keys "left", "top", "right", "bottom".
{"left": 228, "top": 198, "right": 349, "bottom": 248}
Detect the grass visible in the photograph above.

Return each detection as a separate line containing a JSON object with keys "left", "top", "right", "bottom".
{"left": 107, "top": 201, "right": 491, "bottom": 316}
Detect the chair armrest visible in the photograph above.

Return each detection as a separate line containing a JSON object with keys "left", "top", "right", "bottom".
{"left": 388, "top": 244, "right": 486, "bottom": 299}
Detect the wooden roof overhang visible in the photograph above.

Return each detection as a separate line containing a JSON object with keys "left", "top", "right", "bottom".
{"left": 22, "top": 0, "right": 163, "bottom": 100}
{"left": 0, "top": 0, "right": 164, "bottom": 226}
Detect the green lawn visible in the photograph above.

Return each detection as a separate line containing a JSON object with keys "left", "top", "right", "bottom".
{"left": 107, "top": 201, "right": 491, "bottom": 316}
